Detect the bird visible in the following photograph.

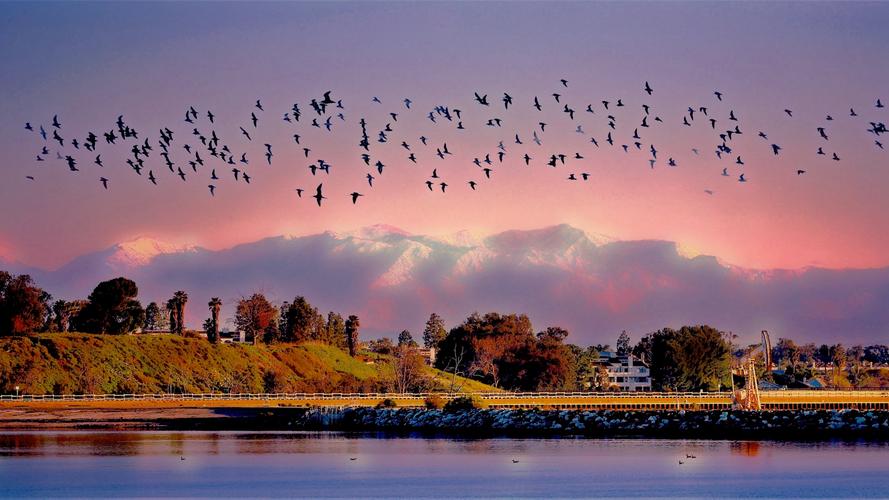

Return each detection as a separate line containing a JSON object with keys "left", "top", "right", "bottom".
{"left": 878, "top": 99, "right": 884, "bottom": 109}
{"left": 474, "top": 92, "right": 489, "bottom": 106}
{"left": 644, "top": 81, "right": 653, "bottom": 95}
{"left": 512, "top": 459, "right": 520, "bottom": 464}
{"left": 313, "top": 184, "right": 325, "bottom": 206}
{"left": 99, "top": 177, "right": 108, "bottom": 189}
{"left": 714, "top": 91, "right": 723, "bottom": 101}
{"left": 25, "top": 175, "right": 34, "bottom": 180}
{"left": 349, "top": 192, "right": 363, "bottom": 204}
{"left": 797, "top": 169, "right": 807, "bottom": 175}
{"left": 739, "top": 173, "right": 747, "bottom": 183}
{"left": 208, "top": 184, "right": 216, "bottom": 196}
{"left": 468, "top": 181, "right": 477, "bottom": 190}
{"left": 350, "top": 457, "right": 357, "bottom": 461}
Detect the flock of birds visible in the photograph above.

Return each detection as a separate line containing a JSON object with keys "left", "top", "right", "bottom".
{"left": 22, "top": 80, "right": 887, "bottom": 204}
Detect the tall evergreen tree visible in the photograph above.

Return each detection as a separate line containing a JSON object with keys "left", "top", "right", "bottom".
{"left": 345, "top": 315, "right": 360, "bottom": 357}
{"left": 422, "top": 313, "right": 447, "bottom": 349}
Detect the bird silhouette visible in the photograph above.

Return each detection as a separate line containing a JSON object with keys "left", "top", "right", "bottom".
{"left": 350, "top": 192, "right": 363, "bottom": 204}
{"left": 99, "top": 177, "right": 108, "bottom": 189}
{"left": 313, "top": 184, "right": 325, "bottom": 206}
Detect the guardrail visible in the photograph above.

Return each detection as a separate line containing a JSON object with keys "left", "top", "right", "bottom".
{"left": 3, "top": 390, "right": 887, "bottom": 402}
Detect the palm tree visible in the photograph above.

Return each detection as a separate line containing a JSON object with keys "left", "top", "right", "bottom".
{"left": 173, "top": 291, "right": 188, "bottom": 334}
{"left": 166, "top": 298, "right": 179, "bottom": 333}
{"left": 345, "top": 315, "right": 360, "bottom": 357}
{"left": 208, "top": 297, "right": 222, "bottom": 343}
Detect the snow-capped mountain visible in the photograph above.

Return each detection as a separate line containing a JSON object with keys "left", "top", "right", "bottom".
{"left": 4, "top": 224, "right": 889, "bottom": 344}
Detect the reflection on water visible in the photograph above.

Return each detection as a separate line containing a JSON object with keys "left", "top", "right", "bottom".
{"left": 1, "top": 431, "right": 888, "bottom": 497}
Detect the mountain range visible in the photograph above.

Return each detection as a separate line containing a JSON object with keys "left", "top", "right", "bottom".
{"left": 3, "top": 224, "right": 888, "bottom": 345}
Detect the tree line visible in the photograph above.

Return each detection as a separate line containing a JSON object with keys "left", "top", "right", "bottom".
{"left": 2, "top": 270, "right": 888, "bottom": 392}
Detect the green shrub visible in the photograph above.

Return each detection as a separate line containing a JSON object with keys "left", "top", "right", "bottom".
{"left": 376, "top": 398, "right": 397, "bottom": 408}
{"left": 424, "top": 394, "right": 445, "bottom": 409}
{"left": 443, "top": 395, "right": 487, "bottom": 412}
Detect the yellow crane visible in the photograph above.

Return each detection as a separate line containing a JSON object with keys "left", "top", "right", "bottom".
{"left": 732, "top": 330, "right": 773, "bottom": 410}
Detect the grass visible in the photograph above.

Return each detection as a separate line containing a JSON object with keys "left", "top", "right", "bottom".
{"left": 0, "top": 333, "right": 495, "bottom": 395}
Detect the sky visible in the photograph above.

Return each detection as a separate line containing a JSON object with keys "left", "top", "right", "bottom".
{"left": 1, "top": 2, "right": 888, "bottom": 275}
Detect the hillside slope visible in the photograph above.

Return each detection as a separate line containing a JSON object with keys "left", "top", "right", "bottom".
{"left": 0, "top": 334, "right": 493, "bottom": 395}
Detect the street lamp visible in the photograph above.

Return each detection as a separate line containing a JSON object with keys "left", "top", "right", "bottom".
{"left": 14, "top": 386, "right": 20, "bottom": 397}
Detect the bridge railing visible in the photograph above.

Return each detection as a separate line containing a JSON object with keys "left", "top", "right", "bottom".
{"left": 0, "top": 391, "right": 735, "bottom": 402}
{"left": 1, "top": 390, "right": 887, "bottom": 403}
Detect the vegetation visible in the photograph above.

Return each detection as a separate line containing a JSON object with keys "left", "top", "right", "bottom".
{"left": 3, "top": 270, "right": 888, "bottom": 395}
{"left": 443, "top": 395, "right": 487, "bottom": 412}
{"left": 0, "top": 334, "right": 494, "bottom": 395}
{"left": 424, "top": 394, "right": 445, "bottom": 409}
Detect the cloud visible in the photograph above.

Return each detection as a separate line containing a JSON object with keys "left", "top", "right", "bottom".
{"left": 9, "top": 224, "right": 889, "bottom": 345}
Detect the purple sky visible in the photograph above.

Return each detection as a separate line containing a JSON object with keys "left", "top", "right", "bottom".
{"left": 1, "top": 2, "right": 888, "bottom": 342}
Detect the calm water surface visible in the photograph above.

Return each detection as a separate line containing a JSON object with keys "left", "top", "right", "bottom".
{"left": 1, "top": 431, "right": 888, "bottom": 498}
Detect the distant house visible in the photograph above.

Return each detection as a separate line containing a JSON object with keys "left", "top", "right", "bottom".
{"left": 219, "top": 330, "right": 247, "bottom": 344}
{"left": 139, "top": 329, "right": 174, "bottom": 336}
{"left": 593, "top": 351, "right": 652, "bottom": 392}
{"left": 417, "top": 347, "right": 436, "bottom": 366}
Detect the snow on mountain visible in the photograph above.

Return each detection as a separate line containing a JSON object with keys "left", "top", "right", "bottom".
{"left": 108, "top": 237, "right": 196, "bottom": 269}
{"left": 6, "top": 224, "right": 889, "bottom": 344}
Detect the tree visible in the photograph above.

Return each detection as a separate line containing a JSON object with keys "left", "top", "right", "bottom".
{"left": 234, "top": 294, "right": 278, "bottom": 344}
{"left": 569, "top": 344, "right": 600, "bottom": 391}
{"left": 345, "top": 315, "right": 360, "bottom": 356}
{"left": 207, "top": 297, "right": 222, "bottom": 344}
{"left": 435, "top": 312, "right": 575, "bottom": 391}
{"left": 62, "top": 300, "right": 89, "bottom": 332}
{"left": 144, "top": 302, "right": 161, "bottom": 331}
{"left": 280, "top": 296, "right": 320, "bottom": 343}
{"left": 51, "top": 300, "right": 74, "bottom": 332}
{"left": 325, "top": 311, "right": 346, "bottom": 349}
{"left": 636, "top": 326, "right": 731, "bottom": 391}
{"left": 668, "top": 325, "right": 731, "bottom": 391}
{"left": 616, "top": 330, "right": 631, "bottom": 356}
{"left": 392, "top": 345, "right": 426, "bottom": 393}
{"left": 166, "top": 298, "right": 178, "bottom": 333}
{"left": 422, "top": 313, "right": 447, "bottom": 349}
{"left": 367, "top": 337, "right": 395, "bottom": 355}
{"left": 172, "top": 291, "right": 188, "bottom": 334}
{"left": 0, "top": 271, "right": 50, "bottom": 336}
{"left": 398, "top": 329, "right": 417, "bottom": 347}
{"left": 76, "top": 277, "right": 144, "bottom": 334}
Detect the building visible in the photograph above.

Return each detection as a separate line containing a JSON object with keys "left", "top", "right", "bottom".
{"left": 417, "top": 347, "right": 436, "bottom": 366}
{"left": 593, "top": 351, "right": 652, "bottom": 392}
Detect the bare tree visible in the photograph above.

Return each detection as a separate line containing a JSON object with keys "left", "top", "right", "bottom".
{"left": 392, "top": 345, "right": 426, "bottom": 394}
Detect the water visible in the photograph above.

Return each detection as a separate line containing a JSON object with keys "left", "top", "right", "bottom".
{"left": 1, "top": 432, "right": 888, "bottom": 498}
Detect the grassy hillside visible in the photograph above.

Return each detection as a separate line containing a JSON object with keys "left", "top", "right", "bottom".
{"left": 0, "top": 334, "right": 494, "bottom": 395}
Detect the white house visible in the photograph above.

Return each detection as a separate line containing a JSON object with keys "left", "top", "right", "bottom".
{"left": 594, "top": 351, "right": 652, "bottom": 392}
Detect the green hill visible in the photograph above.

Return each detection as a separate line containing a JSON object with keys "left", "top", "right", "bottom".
{"left": 0, "top": 334, "right": 495, "bottom": 395}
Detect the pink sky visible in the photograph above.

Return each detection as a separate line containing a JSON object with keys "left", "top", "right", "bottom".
{"left": 1, "top": 2, "right": 888, "bottom": 272}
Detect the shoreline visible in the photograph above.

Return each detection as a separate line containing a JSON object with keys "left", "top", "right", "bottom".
{"left": 2, "top": 406, "right": 889, "bottom": 440}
